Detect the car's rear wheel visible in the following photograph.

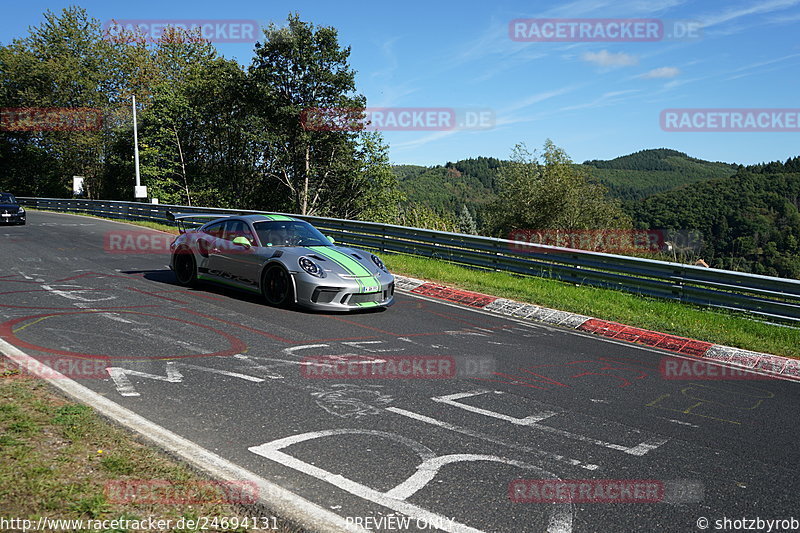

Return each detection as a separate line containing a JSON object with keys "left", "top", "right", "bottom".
{"left": 262, "top": 265, "right": 292, "bottom": 307}
{"left": 173, "top": 247, "right": 197, "bottom": 286}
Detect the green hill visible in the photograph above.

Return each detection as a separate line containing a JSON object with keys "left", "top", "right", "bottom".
{"left": 627, "top": 157, "right": 800, "bottom": 278}
{"left": 393, "top": 149, "right": 736, "bottom": 219}
{"left": 392, "top": 157, "right": 503, "bottom": 224}
{"left": 581, "top": 149, "right": 738, "bottom": 200}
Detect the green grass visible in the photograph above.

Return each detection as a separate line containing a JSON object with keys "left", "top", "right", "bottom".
{"left": 382, "top": 253, "right": 800, "bottom": 359}
{"left": 26, "top": 208, "right": 800, "bottom": 358}
{"left": 0, "top": 374, "right": 304, "bottom": 532}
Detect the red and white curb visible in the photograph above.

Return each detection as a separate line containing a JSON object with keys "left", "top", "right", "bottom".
{"left": 394, "top": 275, "right": 800, "bottom": 382}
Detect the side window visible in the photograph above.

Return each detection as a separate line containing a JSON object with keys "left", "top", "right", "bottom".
{"left": 223, "top": 220, "right": 256, "bottom": 243}
{"left": 202, "top": 222, "right": 225, "bottom": 239}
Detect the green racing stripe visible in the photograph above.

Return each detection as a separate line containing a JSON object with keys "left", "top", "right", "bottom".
{"left": 307, "top": 246, "right": 381, "bottom": 293}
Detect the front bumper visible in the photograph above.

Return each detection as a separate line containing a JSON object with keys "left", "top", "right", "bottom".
{"left": 293, "top": 273, "right": 395, "bottom": 311}
{"left": 0, "top": 212, "right": 25, "bottom": 224}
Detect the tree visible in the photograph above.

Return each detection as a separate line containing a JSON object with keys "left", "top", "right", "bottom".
{"left": 348, "top": 132, "right": 403, "bottom": 223}
{"left": 0, "top": 7, "right": 111, "bottom": 196}
{"left": 486, "top": 140, "right": 632, "bottom": 238}
{"left": 397, "top": 204, "right": 457, "bottom": 232}
{"left": 248, "top": 13, "right": 382, "bottom": 217}
{"left": 457, "top": 205, "right": 477, "bottom": 234}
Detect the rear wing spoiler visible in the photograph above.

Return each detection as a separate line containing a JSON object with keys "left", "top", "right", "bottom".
{"left": 166, "top": 211, "right": 234, "bottom": 234}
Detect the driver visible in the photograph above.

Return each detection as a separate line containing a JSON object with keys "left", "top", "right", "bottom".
{"left": 271, "top": 226, "right": 289, "bottom": 246}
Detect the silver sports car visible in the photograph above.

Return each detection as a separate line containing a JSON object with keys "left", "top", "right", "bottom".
{"left": 167, "top": 212, "right": 394, "bottom": 310}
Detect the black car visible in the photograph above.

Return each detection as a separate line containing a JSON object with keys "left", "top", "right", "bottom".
{"left": 0, "top": 193, "right": 26, "bottom": 225}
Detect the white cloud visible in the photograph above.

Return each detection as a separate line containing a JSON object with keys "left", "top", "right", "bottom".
{"left": 640, "top": 66, "right": 681, "bottom": 78}
{"left": 581, "top": 49, "right": 639, "bottom": 68}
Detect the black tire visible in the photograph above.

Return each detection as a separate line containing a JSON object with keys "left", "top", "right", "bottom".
{"left": 262, "top": 264, "right": 293, "bottom": 307}
{"left": 173, "top": 247, "right": 198, "bottom": 286}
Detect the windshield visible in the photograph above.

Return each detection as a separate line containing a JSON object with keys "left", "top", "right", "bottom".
{"left": 0, "top": 193, "right": 17, "bottom": 204}
{"left": 253, "top": 220, "right": 332, "bottom": 247}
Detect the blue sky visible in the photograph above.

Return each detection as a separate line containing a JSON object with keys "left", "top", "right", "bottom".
{"left": 2, "top": 0, "right": 799, "bottom": 166}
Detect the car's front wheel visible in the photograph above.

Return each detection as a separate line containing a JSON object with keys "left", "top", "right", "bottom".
{"left": 173, "top": 247, "right": 197, "bottom": 287}
{"left": 262, "top": 264, "right": 293, "bottom": 307}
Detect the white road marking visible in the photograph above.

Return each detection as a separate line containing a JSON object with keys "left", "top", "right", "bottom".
{"left": 99, "top": 313, "right": 135, "bottom": 324}
{"left": 233, "top": 354, "right": 287, "bottom": 379}
{"left": 432, "top": 391, "right": 668, "bottom": 456}
{"left": 107, "top": 362, "right": 183, "bottom": 397}
{"left": 433, "top": 391, "right": 559, "bottom": 425}
{"left": 281, "top": 344, "right": 329, "bottom": 356}
{"left": 38, "top": 222, "right": 95, "bottom": 226}
{"left": 13, "top": 270, "right": 46, "bottom": 282}
{"left": 177, "top": 362, "right": 265, "bottom": 383}
{"left": 341, "top": 340, "right": 405, "bottom": 353}
{"left": 444, "top": 330, "right": 488, "bottom": 337}
{"left": 661, "top": 418, "right": 701, "bottom": 428}
{"left": 233, "top": 354, "right": 369, "bottom": 380}
{"left": 40, "top": 284, "right": 116, "bottom": 302}
{"left": 249, "top": 429, "right": 573, "bottom": 533}
{"left": 107, "top": 361, "right": 264, "bottom": 396}
{"left": 386, "top": 407, "right": 598, "bottom": 471}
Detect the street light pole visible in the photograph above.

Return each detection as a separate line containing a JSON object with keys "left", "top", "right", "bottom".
{"left": 132, "top": 95, "right": 147, "bottom": 199}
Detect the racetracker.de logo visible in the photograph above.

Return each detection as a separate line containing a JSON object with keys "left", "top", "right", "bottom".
{"left": 661, "top": 109, "right": 800, "bottom": 132}
{"left": 508, "top": 228, "right": 703, "bottom": 254}
{"left": 301, "top": 107, "right": 495, "bottom": 131}
{"left": 103, "top": 19, "right": 259, "bottom": 43}
{"left": 301, "top": 355, "right": 456, "bottom": 379}
{"left": 104, "top": 231, "right": 173, "bottom": 254}
{"left": 0, "top": 107, "right": 103, "bottom": 132}
{"left": 1, "top": 356, "right": 110, "bottom": 380}
{"left": 509, "top": 19, "right": 701, "bottom": 42}
{"left": 660, "top": 358, "right": 773, "bottom": 381}
{"left": 104, "top": 480, "right": 258, "bottom": 504}
{"left": 509, "top": 479, "right": 664, "bottom": 503}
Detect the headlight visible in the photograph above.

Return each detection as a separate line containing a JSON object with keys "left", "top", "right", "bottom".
{"left": 299, "top": 256, "right": 325, "bottom": 278}
{"left": 371, "top": 254, "right": 387, "bottom": 272}
{"left": 18, "top": 207, "right": 24, "bottom": 214}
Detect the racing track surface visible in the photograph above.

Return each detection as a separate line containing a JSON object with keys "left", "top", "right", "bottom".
{"left": 2, "top": 211, "right": 800, "bottom": 533}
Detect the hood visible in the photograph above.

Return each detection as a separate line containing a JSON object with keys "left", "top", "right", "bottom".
{"left": 278, "top": 245, "right": 384, "bottom": 280}
{"left": 0, "top": 204, "right": 20, "bottom": 212}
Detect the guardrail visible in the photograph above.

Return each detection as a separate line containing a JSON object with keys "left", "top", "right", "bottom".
{"left": 18, "top": 197, "right": 800, "bottom": 323}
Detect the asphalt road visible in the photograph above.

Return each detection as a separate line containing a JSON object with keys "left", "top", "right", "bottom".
{"left": 2, "top": 210, "right": 799, "bottom": 533}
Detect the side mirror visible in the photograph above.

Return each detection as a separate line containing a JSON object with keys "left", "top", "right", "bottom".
{"left": 326, "top": 235, "right": 335, "bottom": 244}
{"left": 232, "top": 236, "right": 252, "bottom": 248}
